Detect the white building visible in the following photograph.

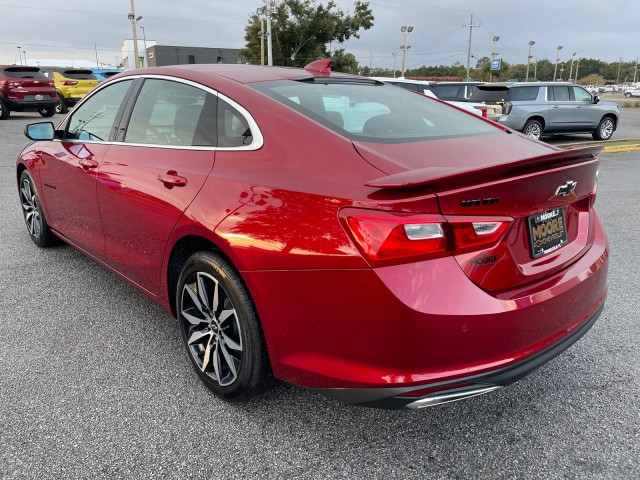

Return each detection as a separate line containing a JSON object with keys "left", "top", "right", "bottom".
{"left": 121, "top": 38, "right": 157, "bottom": 70}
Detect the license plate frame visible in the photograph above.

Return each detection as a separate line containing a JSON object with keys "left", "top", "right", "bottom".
{"left": 34, "top": 94, "right": 44, "bottom": 100}
{"left": 527, "top": 207, "right": 568, "bottom": 258}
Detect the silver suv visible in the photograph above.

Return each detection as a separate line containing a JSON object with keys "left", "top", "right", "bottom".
{"left": 469, "top": 82, "right": 619, "bottom": 140}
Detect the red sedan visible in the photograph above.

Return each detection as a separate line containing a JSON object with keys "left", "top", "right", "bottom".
{"left": 16, "top": 60, "right": 608, "bottom": 409}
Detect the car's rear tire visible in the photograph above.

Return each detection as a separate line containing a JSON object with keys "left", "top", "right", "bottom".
{"left": 522, "top": 119, "right": 543, "bottom": 140}
{"left": 38, "top": 106, "right": 56, "bottom": 117}
{"left": 592, "top": 116, "right": 615, "bottom": 141}
{"left": 19, "top": 170, "right": 58, "bottom": 247}
{"left": 0, "top": 98, "right": 10, "bottom": 120}
{"left": 177, "top": 251, "right": 273, "bottom": 402}
{"left": 625, "top": 92, "right": 632, "bottom": 98}
{"left": 55, "top": 93, "right": 68, "bottom": 114}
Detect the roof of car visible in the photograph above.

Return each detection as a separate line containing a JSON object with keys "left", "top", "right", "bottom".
{"left": 119, "top": 63, "right": 361, "bottom": 85}
{"left": 480, "top": 81, "right": 575, "bottom": 88}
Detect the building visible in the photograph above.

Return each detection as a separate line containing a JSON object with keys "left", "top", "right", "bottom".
{"left": 122, "top": 39, "right": 158, "bottom": 69}
{"left": 146, "top": 45, "right": 246, "bottom": 67}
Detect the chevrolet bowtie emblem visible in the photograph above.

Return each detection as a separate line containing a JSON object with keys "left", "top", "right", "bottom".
{"left": 555, "top": 180, "right": 577, "bottom": 197}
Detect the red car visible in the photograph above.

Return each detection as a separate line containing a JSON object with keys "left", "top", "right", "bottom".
{"left": 0, "top": 65, "right": 58, "bottom": 119}
{"left": 16, "top": 61, "right": 608, "bottom": 409}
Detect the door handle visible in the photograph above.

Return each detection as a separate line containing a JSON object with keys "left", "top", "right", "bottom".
{"left": 158, "top": 171, "right": 188, "bottom": 188}
{"left": 79, "top": 158, "right": 99, "bottom": 170}
{"left": 552, "top": 106, "right": 559, "bottom": 109}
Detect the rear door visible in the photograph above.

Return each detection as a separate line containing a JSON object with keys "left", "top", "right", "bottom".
{"left": 547, "top": 86, "right": 575, "bottom": 129}
{"left": 96, "top": 78, "right": 217, "bottom": 294}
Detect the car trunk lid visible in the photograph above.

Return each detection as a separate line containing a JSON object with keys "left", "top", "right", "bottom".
{"left": 354, "top": 137, "right": 601, "bottom": 292}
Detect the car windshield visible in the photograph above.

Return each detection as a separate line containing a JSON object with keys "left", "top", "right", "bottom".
{"left": 3, "top": 67, "right": 47, "bottom": 79}
{"left": 251, "top": 78, "right": 498, "bottom": 143}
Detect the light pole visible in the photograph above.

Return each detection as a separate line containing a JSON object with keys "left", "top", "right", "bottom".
{"left": 574, "top": 57, "right": 581, "bottom": 83}
{"left": 266, "top": 0, "right": 275, "bottom": 66}
{"left": 128, "top": 0, "right": 139, "bottom": 69}
{"left": 136, "top": 16, "right": 148, "bottom": 67}
{"left": 616, "top": 57, "right": 623, "bottom": 85}
{"left": 634, "top": 59, "right": 638, "bottom": 84}
{"left": 525, "top": 41, "right": 535, "bottom": 82}
{"left": 392, "top": 52, "right": 397, "bottom": 78}
{"left": 568, "top": 52, "right": 577, "bottom": 82}
{"left": 256, "top": 7, "right": 266, "bottom": 66}
{"left": 17, "top": 46, "right": 21, "bottom": 65}
{"left": 400, "top": 26, "right": 413, "bottom": 78}
{"left": 534, "top": 58, "right": 538, "bottom": 81}
{"left": 553, "top": 45, "right": 563, "bottom": 81}
{"left": 23, "top": 50, "right": 27, "bottom": 66}
{"left": 464, "top": 14, "right": 479, "bottom": 81}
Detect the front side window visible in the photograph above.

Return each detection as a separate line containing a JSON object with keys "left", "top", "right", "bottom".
{"left": 253, "top": 80, "right": 498, "bottom": 143}
{"left": 65, "top": 80, "right": 132, "bottom": 141}
{"left": 573, "top": 86, "right": 592, "bottom": 102}
{"left": 125, "top": 79, "right": 217, "bottom": 147}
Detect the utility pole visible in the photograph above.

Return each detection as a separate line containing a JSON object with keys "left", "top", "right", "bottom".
{"left": 94, "top": 41, "right": 99, "bottom": 68}
{"left": 128, "top": 0, "right": 139, "bottom": 69}
{"left": 400, "top": 26, "right": 413, "bottom": 77}
{"left": 634, "top": 59, "right": 638, "bottom": 84}
{"left": 464, "top": 14, "right": 479, "bottom": 81}
{"left": 616, "top": 57, "right": 623, "bottom": 85}
{"left": 256, "top": 7, "right": 266, "bottom": 66}
{"left": 525, "top": 41, "right": 535, "bottom": 82}
{"left": 17, "top": 46, "right": 21, "bottom": 65}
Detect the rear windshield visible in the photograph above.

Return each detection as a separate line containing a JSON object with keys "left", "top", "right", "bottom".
{"left": 251, "top": 79, "right": 498, "bottom": 143}
{"left": 3, "top": 67, "right": 47, "bottom": 79}
{"left": 59, "top": 70, "right": 97, "bottom": 80}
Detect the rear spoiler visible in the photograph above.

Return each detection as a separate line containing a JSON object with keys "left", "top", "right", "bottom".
{"left": 365, "top": 145, "right": 603, "bottom": 190}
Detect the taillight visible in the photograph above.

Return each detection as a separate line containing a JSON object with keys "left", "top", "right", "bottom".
{"left": 502, "top": 101, "right": 513, "bottom": 115}
{"left": 473, "top": 105, "right": 488, "bottom": 118}
{"left": 447, "top": 217, "right": 511, "bottom": 254}
{"left": 589, "top": 173, "right": 598, "bottom": 209}
{"left": 340, "top": 209, "right": 513, "bottom": 267}
{"left": 62, "top": 80, "right": 78, "bottom": 86}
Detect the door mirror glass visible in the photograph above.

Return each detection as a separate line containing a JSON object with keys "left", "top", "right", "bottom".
{"left": 25, "top": 122, "right": 55, "bottom": 141}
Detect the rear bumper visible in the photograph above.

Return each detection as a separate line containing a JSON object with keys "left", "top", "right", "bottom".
{"left": 314, "top": 303, "right": 604, "bottom": 409}
{"left": 4, "top": 98, "right": 58, "bottom": 111}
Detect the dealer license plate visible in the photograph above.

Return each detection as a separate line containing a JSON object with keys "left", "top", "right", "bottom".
{"left": 34, "top": 95, "right": 44, "bottom": 100}
{"left": 527, "top": 208, "right": 568, "bottom": 258}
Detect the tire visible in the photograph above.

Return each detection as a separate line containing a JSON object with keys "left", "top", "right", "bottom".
{"left": 177, "top": 251, "right": 273, "bottom": 401}
{"left": 19, "top": 170, "right": 58, "bottom": 247}
{"left": 38, "top": 106, "right": 56, "bottom": 117}
{"left": 625, "top": 92, "right": 631, "bottom": 98}
{"left": 55, "top": 92, "right": 68, "bottom": 114}
{"left": 522, "top": 119, "right": 543, "bottom": 140}
{"left": 0, "top": 98, "right": 10, "bottom": 120}
{"left": 592, "top": 116, "right": 615, "bottom": 141}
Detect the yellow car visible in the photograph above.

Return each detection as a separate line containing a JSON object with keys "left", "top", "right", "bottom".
{"left": 45, "top": 68, "right": 99, "bottom": 114}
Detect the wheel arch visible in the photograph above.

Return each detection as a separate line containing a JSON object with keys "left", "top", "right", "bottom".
{"left": 525, "top": 115, "right": 546, "bottom": 130}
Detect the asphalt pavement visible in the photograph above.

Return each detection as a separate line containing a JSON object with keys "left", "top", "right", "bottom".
{"left": 0, "top": 113, "right": 638, "bottom": 479}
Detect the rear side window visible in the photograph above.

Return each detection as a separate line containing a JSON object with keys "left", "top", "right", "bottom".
{"left": 3, "top": 67, "right": 47, "bottom": 79}
{"left": 507, "top": 86, "right": 539, "bottom": 101}
{"left": 549, "top": 86, "right": 571, "bottom": 101}
{"left": 125, "top": 79, "right": 217, "bottom": 147}
{"left": 218, "top": 99, "right": 252, "bottom": 147}
{"left": 433, "top": 84, "right": 465, "bottom": 100}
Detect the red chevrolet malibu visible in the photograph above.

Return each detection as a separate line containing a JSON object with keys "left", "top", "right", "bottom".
{"left": 16, "top": 61, "right": 608, "bottom": 409}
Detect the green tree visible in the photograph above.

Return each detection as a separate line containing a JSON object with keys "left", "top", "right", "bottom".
{"left": 241, "top": 0, "right": 374, "bottom": 67}
{"left": 330, "top": 48, "right": 358, "bottom": 73}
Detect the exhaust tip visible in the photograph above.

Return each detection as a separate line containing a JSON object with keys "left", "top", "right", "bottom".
{"left": 405, "top": 385, "right": 502, "bottom": 409}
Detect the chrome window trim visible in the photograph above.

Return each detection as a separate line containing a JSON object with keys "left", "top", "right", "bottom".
{"left": 56, "top": 74, "right": 264, "bottom": 152}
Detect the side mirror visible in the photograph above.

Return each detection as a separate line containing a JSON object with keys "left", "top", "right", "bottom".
{"left": 593, "top": 94, "right": 600, "bottom": 104}
{"left": 25, "top": 122, "right": 55, "bottom": 141}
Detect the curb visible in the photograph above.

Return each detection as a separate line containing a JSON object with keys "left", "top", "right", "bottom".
{"left": 557, "top": 139, "right": 640, "bottom": 154}
{"left": 602, "top": 144, "right": 640, "bottom": 153}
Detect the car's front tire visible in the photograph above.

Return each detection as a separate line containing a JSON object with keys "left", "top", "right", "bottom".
{"left": 177, "top": 251, "right": 273, "bottom": 402}
{"left": 593, "top": 116, "right": 615, "bottom": 141}
{"left": 38, "top": 106, "right": 56, "bottom": 117}
{"left": 522, "top": 119, "right": 543, "bottom": 140}
{"left": 0, "top": 98, "right": 10, "bottom": 120}
{"left": 625, "top": 92, "right": 632, "bottom": 98}
{"left": 19, "top": 170, "right": 57, "bottom": 247}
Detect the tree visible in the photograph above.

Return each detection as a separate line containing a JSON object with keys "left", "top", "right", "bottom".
{"left": 241, "top": 0, "right": 374, "bottom": 67}
{"left": 330, "top": 48, "right": 358, "bottom": 73}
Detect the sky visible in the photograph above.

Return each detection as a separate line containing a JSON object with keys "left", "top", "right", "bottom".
{"left": 0, "top": 0, "right": 638, "bottom": 70}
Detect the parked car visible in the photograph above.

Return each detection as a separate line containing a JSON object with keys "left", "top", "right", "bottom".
{"left": 431, "top": 81, "right": 484, "bottom": 101}
{"left": 469, "top": 82, "right": 619, "bottom": 140}
{"left": 624, "top": 87, "right": 640, "bottom": 98}
{"left": 43, "top": 68, "right": 99, "bottom": 114}
{"left": 0, "top": 65, "right": 58, "bottom": 119}
{"left": 370, "top": 77, "right": 494, "bottom": 117}
{"left": 93, "top": 70, "right": 123, "bottom": 82}
{"left": 17, "top": 61, "right": 608, "bottom": 409}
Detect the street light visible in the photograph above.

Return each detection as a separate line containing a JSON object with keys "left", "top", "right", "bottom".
{"left": 136, "top": 16, "right": 148, "bottom": 67}
{"left": 17, "top": 46, "right": 21, "bottom": 65}
{"left": 400, "top": 26, "right": 413, "bottom": 77}
{"left": 568, "top": 52, "right": 577, "bottom": 82}
{"left": 23, "top": 50, "right": 27, "bottom": 66}
{"left": 525, "top": 41, "right": 535, "bottom": 82}
{"left": 553, "top": 45, "right": 563, "bottom": 81}
{"left": 256, "top": 7, "right": 267, "bottom": 66}
{"left": 392, "top": 51, "right": 397, "bottom": 78}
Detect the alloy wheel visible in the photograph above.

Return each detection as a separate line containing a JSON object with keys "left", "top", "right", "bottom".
{"left": 181, "top": 272, "right": 243, "bottom": 387}
{"left": 600, "top": 118, "right": 614, "bottom": 140}
{"left": 21, "top": 178, "right": 42, "bottom": 239}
